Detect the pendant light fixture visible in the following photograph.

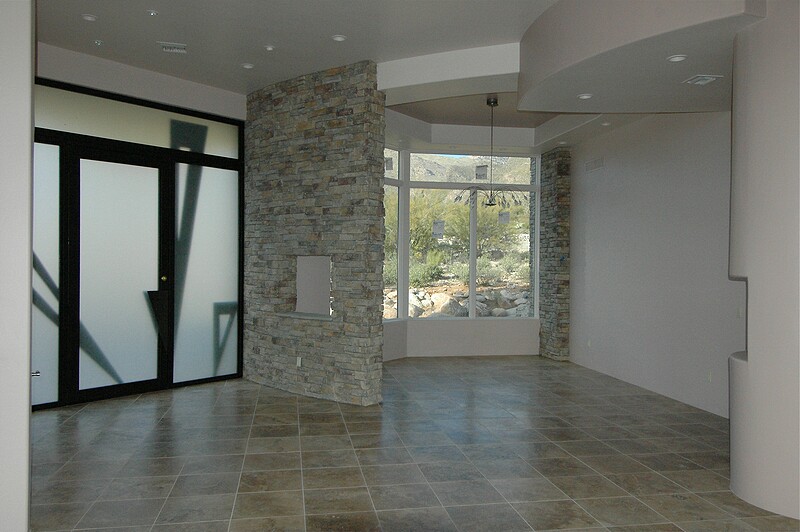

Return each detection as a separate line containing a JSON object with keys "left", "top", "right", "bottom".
{"left": 454, "top": 94, "right": 525, "bottom": 209}
{"left": 484, "top": 95, "right": 498, "bottom": 206}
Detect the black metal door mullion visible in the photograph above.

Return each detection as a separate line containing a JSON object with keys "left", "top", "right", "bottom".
{"left": 58, "top": 145, "right": 80, "bottom": 405}
{"left": 157, "top": 162, "right": 176, "bottom": 387}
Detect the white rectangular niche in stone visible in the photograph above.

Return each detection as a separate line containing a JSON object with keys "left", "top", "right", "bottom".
{"left": 295, "top": 255, "right": 332, "bottom": 316}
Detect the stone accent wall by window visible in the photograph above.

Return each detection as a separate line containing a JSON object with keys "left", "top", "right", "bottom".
{"left": 244, "top": 61, "right": 385, "bottom": 405}
{"left": 537, "top": 148, "right": 570, "bottom": 360}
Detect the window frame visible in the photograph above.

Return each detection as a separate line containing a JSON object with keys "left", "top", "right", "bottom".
{"left": 31, "top": 78, "right": 245, "bottom": 409}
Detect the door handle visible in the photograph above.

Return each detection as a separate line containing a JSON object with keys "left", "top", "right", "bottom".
{"left": 161, "top": 276, "right": 167, "bottom": 282}
{"left": 31, "top": 371, "right": 41, "bottom": 377}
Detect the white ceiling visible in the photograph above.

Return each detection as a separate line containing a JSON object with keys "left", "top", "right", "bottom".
{"left": 389, "top": 92, "right": 557, "bottom": 128}
{"left": 35, "top": 0, "right": 757, "bottom": 138}
{"left": 36, "top": 0, "right": 555, "bottom": 95}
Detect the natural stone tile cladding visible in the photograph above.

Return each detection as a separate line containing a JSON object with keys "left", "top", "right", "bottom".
{"left": 536, "top": 148, "right": 570, "bottom": 360}
{"left": 244, "top": 61, "right": 385, "bottom": 406}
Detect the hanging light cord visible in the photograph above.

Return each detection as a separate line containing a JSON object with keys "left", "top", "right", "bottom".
{"left": 485, "top": 96, "right": 498, "bottom": 206}
{"left": 490, "top": 101, "right": 494, "bottom": 199}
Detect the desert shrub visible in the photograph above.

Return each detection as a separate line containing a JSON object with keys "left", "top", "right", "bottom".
{"left": 449, "top": 261, "right": 470, "bottom": 284}
{"left": 476, "top": 256, "right": 503, "bottom": 286}
{"left": 425, "top": 249, "right": 446, "bottom": 268}
{"left": 383, "top": 253, "right": 398, "bottom": 287}
{"left": 497, "top": 252, "right": 531, "bottom": 283}
{"left": 409, "top": 262, "right": 443, "bottom": 286}
{"left": 516, "top": 261, "right": 531, "bottom": 284}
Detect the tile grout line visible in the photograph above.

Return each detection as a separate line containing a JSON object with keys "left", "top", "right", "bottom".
{"left": 397, "top": 376, "right": 459, "bottom": 530}
{"left": 343, "top": 400, "right": 383, "bottom": 528}
{"left": 225, "top": 387, "right": 255, "bottom": 532}
{"left": 297, "top": 397, "right": 307, "bottom": 532}
{"left": 31, "top": 359, "right": 789, "bottom": 532}
{"left": 457, "top": 436, "right": 536, "bottom": 532}
{"left": 563, "top": 404, "right": 739, "bottom": 529}
{"left": 149, "top": 397, "right": 190, "bottom": 531}
{"left": 553, "top": 437, "right": 680, "bottom": 526}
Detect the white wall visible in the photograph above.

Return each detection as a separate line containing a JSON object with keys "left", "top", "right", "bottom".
{"left": 383, "top": 320, "right": 407, "bottom": 362}
{"left": 385, "top": 318, "right": 539, "bottom": 359}
{"left": 728, "top": 0, "right": 799, "bottom": 518}
{"left": 0, "top": 0, "right": 32, "bottom": 528}
{"left": 37, "top": 43, "right": 246, "bottom": 120}
{"left": 570, "top": 112, "right": 746, "bottom": 417}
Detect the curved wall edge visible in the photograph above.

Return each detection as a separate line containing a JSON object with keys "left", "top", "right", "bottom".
{"left": 517, "top": 0, "right": 764, "bottom": 112}
{"left": 728, "top": 0, "right": 799, "bottom": 519}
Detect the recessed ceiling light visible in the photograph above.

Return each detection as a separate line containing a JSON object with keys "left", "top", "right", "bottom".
{"left": 81, "top": 13, "right": 97, "bottom": 22}
{"left": 601, "top": 121, "right": 611, "bottom": 126}
{"left": 146, "top": 9, "right": 158, "bottom": 16}
{"left": 93, "top": 39, "right": 104, "bottom": 46}
{"left": 331, "top": 34, "right": 347, "bottom": 42}
{"left": 577, "top": 93, "right": 593, "bottom": 100}
{"left": 667, "top": 54, "right": 687, "bottom": 62}
{"left": 241, "top": 63, "right": 255, "bottom": 69}
{"left": 264, "top": 44, "right": 275, "bottom": 51}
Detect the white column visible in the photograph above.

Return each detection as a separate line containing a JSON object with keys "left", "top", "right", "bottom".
{"left": 729, "top": 0, "right": 800, "bottom": 518}
{"left": 397, "top": 150, "right": 411, "bottom": 319}
{"left": 532, "top": 156, "right": 541, "bottom": 319}
{"left": 728, "top": 0, "right": 799, "bottom": 519}
{"left": 468, "top": 190, "right": 477, "bottom": 318}
{"left": 0, "top": 0, "right": 33, "bottom": 528}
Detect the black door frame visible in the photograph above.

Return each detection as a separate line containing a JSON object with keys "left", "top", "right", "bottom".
{"left": 33, "top": 126, "right": 243, "bottom": 408}
{"left": 66, "top": 140, "right": 173, "bottom": 403}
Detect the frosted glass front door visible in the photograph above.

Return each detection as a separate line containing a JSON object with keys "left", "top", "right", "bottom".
{"left": 79, "top": 160, "right": 159, "bottom": 390}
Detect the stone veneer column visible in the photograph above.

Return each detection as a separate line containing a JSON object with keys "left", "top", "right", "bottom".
{"left": 536, "top": 148, "right": 570, "bottom": 360}
{"left": 244, "top": 61, "right": 385, "bottom": 405}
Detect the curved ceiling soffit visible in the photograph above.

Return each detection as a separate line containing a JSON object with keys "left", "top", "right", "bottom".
{"left": 517, "top": 0, "right": 766, "bottom": 113}
{"left": 378, "top": 43, "right": 520, "bottom": 107}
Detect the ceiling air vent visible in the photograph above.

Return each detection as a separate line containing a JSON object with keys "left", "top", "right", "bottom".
{"left": 585, "top": 157, "right": 604, "bottom": 173}
{"left": 158, "top": 41, "right": 187, "bottom": 54}
{"left": 683, "top": 74, "right": 722, "bottom": 86}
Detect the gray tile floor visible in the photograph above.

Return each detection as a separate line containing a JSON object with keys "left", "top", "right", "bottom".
{"left": 30, "top": 356, "right": 800, "bottom": 531}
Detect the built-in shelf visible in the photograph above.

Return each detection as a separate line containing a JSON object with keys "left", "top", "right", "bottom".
{"left": 277, "top": 312, "right": 333, "bottom": 322}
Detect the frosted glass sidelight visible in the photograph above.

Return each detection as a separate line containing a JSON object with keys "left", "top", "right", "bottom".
{"left": 173, "top": 164, "right": 239, "bottom": 383}
{"left": 79, "top": 160, "right": 159, "bottom": 390}
{"left": 31, "top": 143, "right": 60, "bottom": 405}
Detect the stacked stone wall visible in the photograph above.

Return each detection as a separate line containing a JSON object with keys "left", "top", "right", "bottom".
{"left": 244, "top": 61, "right": 385, "bottom": 405}
{"left": 537, "top": 148, "right": 570, "bottom": 360}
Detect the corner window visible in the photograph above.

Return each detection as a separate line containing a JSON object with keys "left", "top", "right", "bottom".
{"left": 384, "top": 151, "right": 536, "bottom": 320}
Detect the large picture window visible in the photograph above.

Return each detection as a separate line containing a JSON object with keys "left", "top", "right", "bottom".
{"left": 408, "top": 188, "right": 469, "bottom": 318}
{"left": 383, "top": 149, "right": 400, "bottom": 319}
{"left": 475, "top": 193, "right": 530, "bottom": 318}
{"left": 384, "top": 152, "right": 536, "bottom": 320}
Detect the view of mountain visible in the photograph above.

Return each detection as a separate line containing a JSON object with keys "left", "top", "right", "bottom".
{"left": 407, "top": 154, "right": 532, "bottom": 184}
